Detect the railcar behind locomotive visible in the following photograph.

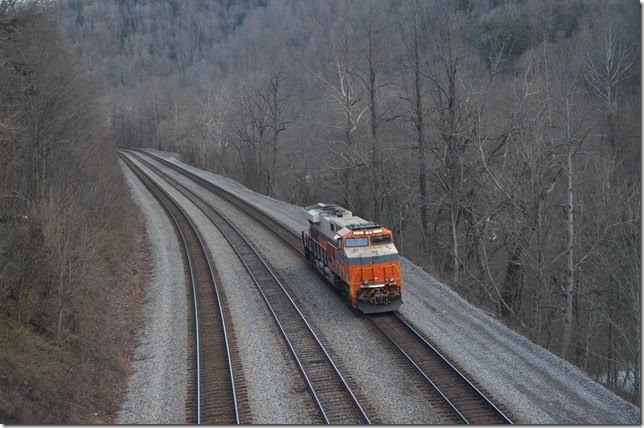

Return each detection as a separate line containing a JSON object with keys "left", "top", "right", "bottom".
{"left": 302, "top": 203, "right": 402, "bottom": 313}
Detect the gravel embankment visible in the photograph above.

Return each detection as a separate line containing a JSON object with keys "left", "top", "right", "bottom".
{"left": 116, "top": 160, "right": 188, "bottom": 424}
{"left": 140, "top": 153, "right": 452, "bottom": 423}
{"left": 148, "top": 149, "right": 641, "bottom": 425}
{"left": 124, "top": 154, "right": 321, "bottom": 424}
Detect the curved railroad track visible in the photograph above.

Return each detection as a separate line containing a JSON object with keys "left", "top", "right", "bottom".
{"left": 131, "top": 149, "right": 513, "bottom": 424}
{"left": 120, "top": 153, "right": 246, "bottom": 424}
{"left": 123, "top": 150, "right": 370, "bottom": 424}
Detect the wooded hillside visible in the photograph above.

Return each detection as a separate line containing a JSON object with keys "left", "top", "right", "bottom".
{"left": 57, "top": 0, "right": 641, "bottom": 402}
{"left": 0, "top": 1, "right": 141, "bottom": 422}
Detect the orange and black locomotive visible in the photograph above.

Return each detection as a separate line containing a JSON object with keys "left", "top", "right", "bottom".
{"left": 302, "top": 203, "right": 402, "bottom": 313}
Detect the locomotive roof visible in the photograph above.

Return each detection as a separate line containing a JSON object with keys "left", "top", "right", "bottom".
{"left": 307, "top": 203, "right": 381, "bottom": 230}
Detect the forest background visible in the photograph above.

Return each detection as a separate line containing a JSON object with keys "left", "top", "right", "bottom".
{"left": 56, "top": 0, "right": 640, "bottom": 403}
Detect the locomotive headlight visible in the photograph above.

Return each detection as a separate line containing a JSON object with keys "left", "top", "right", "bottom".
{"left": 363, "top": 279, "right": 369, "bottom": 285}
{"left": 389, "top": 277, "right": 395, "bottom": 283}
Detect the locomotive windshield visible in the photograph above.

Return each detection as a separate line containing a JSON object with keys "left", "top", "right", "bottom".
{"left": 371, "top": 235, "right": 391, "bottom": 245}
{"left": 345, "top": 237, "right": 368, "bottom": 247}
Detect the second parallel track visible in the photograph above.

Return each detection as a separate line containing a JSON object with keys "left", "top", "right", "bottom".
{"left": 132, "top": 149, "right": 513, "bottom": 424}
{"left": 124, "top": 150, "right": 370, "bottom": 424}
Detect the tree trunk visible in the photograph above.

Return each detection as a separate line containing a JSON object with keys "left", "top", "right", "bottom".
{"left": 607, "top": 308, "right": 615, "bottom": 388}
{"left": 450, "top": 205, "right": 459, "bottom": 288}
{"left": 269, "top": 130, "right": 278, "bottom": 197}
{"left": 341, "top": 106, "right": 353, "bottom": 208}
{"left": 368, "top": 61, "right": 379, "bottom": 222}
{"left": 366, "top": 21, "right": 381, "bottom": 222}
{"left": 500, "top": 243, "right": 523, "bottom": 318}
{"left": 607, "top": 112, "right": 617, "bottom": 159}
{"left": 153, "top": 90, "right": 161, "bottom": 151}
{"left": 560, "top": 146, "right": 575, "bottom": 358}
{"left": 413, "top": 4, "right": 430, "bottom": 269}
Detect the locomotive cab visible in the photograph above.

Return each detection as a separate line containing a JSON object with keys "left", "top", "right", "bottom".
{"left": 303, "top": 203, "right": 402, "bottom": 313}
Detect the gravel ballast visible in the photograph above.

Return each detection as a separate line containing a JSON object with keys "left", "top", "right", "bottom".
{"left": 124, "top": 154, "right": 321, "bottom": 424}
{"left": 116, "top": 160, "right": 188, "bottom": 424}
{"left": 148, "top": 149, "right": 641, "bottom": 424}
{"left": 137, "top": 153, "right": 452, "bottom": 423}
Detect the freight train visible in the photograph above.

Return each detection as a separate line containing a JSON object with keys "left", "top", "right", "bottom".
{"left": 302, "top": 203, "right": 402, "bottom": 313}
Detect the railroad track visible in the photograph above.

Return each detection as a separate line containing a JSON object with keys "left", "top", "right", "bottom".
{"left": 120, "top": 153, "right": 246, "bottom": 424}
{"left": 133, "top": 149, "right": 513, "bottom": 424}
{"left": 124, "top": 150, "right": 370, "bottom": 424}
{"left": 370, "top": 314, "right": 511, "bottom": 424}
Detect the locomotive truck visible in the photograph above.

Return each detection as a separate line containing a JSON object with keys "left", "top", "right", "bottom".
{"left": 302, "top": 203, "right": 402, "bottom": 313}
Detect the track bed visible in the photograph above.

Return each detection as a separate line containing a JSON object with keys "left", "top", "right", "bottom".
{"left": 121, "top": 154, "right": 249, "bottom": 424}
{"left": 131, "top": 149, "right": 513, "bottom": 424}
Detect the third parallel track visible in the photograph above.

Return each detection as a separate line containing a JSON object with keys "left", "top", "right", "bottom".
{"left": 132, "top": 149, "right": 513, "bottom": 424}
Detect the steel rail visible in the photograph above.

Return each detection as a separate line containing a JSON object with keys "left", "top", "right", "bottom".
{"left": 125, "top": 149, "right": 370, "bottom": 424}
{"left": 393, "top": 313, "right": 512, "bottom": 424}
{"left": 133, "top": 148, "right": 513, "bottom": 424}
{"left": 120, "top": 152, "right": 240, "bottom": 424}
{"left": 371, "top": 318, "right": 469, "bottom": 422}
